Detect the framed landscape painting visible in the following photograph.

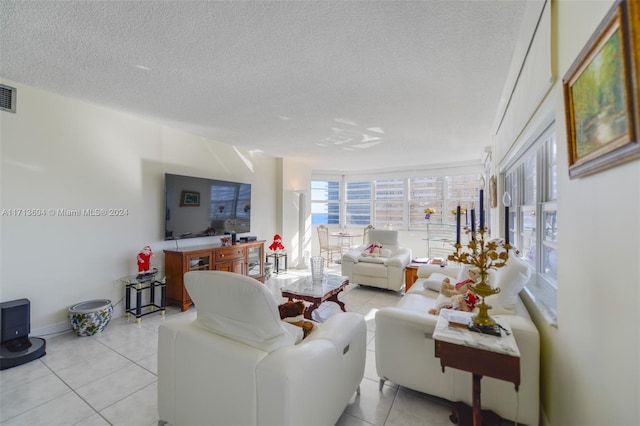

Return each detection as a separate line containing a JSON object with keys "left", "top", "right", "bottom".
{"left": 563, "top": 0, "right": 640, "bottom": 179}
{"left": 180, "top": 191, "right": 200, "bottom": 207}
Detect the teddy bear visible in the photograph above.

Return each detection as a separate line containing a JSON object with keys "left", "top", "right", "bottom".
{"left": 278, "top": 301, "right": 315, "bottom": 338}
{"left": 428, "top": 267, "right": 480, "bottom": 315}
{"left": 428, "top": 291, "right": 478, "bottom": 315}
{"left": 439, "top": 267, "right": 480, "bottom": 297}
{"left": 362, "top": 241, "right": 383, "bottom": 257}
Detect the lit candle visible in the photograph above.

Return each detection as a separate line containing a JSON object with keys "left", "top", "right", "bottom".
{"left": 456, "top": 205, "right": 461, "bottom": 245}
{"left": 503, "top": 192, "right": 511, "bottom": 245}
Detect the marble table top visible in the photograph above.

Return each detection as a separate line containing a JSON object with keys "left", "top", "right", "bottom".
{"left": 433, "top": 309, "right": 520, "bottom": 357}
{"left": 280, "top": 274, "right": 348, "bottom": 298}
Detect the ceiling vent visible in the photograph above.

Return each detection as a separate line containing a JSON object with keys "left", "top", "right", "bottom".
{"left": 0, "top": 85, "right": 16, "bottom": 113}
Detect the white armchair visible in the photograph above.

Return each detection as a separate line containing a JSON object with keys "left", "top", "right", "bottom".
{"left": 341, "top": 230, "right": 412, "bottom": 292}
{"left": 158, "top": 270, "right": 366, "bottom": 426}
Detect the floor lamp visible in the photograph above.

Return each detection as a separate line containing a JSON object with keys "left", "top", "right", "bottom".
{"left": 293, "top": 190, "right": 308, "bottom": 269}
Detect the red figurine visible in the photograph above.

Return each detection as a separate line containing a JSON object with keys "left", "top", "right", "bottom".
{"left": 268, "top": 234, "right": 285, "bottom": 252}
{"left": 137, "top": 245, "right": 154, "bottom": 272}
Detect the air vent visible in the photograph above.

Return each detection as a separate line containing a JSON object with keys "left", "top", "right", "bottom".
{"left": 0, "top": 85, "right": 16, "bottom": 113}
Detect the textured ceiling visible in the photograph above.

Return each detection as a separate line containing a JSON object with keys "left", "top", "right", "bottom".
{"left": 0, "top": 0, "right": 526, "bottom": 173}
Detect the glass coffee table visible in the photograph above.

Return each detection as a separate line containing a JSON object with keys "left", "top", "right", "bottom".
{"left": 280, "top": 274, "right": 349, "bottom": 320}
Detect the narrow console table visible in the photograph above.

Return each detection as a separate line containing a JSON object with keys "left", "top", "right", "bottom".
{"left": 120, "top": 273, "right": 166, "bottom": 324}
{"left": 433, "top": 310, "right": 520, "bottom": 426}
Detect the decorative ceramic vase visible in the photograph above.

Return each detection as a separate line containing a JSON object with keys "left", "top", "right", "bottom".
{"left": 68, "top": 299, "right": 113, "bottom": 336}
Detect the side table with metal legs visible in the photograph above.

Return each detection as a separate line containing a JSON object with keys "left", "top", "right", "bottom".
{"left": 266, "top": 252, "right": 288, "bottom": 275}
{"left": 120, "top": 272, "right": 166, "bottom": 324}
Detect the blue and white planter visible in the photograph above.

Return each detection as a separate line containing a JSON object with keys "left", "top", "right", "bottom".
{"left": 68, "top": 299, "right": 113, "bottom": 336}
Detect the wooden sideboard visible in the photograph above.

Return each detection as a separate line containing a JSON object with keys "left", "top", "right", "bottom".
{"left": 164, "top": 240, "right": 265, "bottom": 311}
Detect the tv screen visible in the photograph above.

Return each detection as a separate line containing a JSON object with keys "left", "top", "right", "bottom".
{"left": 164, "top": 173, "right": 251, "bottom": 240}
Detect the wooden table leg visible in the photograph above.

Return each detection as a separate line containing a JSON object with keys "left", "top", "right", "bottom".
{"left": 305, "top": 302, "right": 320, "bottom": 320}
{"left": 327, "top": 293, "right": 346, "bottom": 312}
{"left": 448, "top": 374, "right": 501, "bottom": 426}
{"left": 472, "top": 373, "right": 482, "bottom": 426}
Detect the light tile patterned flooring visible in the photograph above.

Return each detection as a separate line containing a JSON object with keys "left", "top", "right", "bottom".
{"left": 0, "top": 265, "right": 455, "bottom": 426}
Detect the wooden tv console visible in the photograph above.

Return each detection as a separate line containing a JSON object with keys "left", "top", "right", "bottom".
{"left": 164, "top": 240, "right": 265, "bottom": 311}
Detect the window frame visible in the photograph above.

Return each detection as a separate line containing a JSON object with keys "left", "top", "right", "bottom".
{"left": 503, "top": 123, "right": 558, "bottom": 326}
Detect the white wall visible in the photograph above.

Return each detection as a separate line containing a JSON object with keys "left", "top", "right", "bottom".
{"left": 493, "top": 1, "right": 640, "bottom": 424}
{"left": 0, "top": 80, "right": 279, "bottom": 333}
{"left": 545, "top": 1, "right": 640, "bottom": 424}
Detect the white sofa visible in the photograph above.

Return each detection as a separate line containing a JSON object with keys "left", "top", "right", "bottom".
{"left": 158, "top": 271, "right": 366, "bottom": 426}
{"left": 375, "top": 254, "right": 540, "bottom": 425}
{"left": 341, "top": 230, "right": 412, "bottom": 292}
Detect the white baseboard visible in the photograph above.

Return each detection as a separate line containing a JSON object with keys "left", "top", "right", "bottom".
{"left": 32, "top": 321, "right": 72, "bottom": 338}
{"left": 32, "top": 302, "right": 126, "bottom": 338}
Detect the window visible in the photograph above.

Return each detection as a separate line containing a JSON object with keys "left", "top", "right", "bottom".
{"left": 408, "top": 177, "right": 444, "bottom": 228}
{"left": 504, "top": 126, "right": 557, "bottom": 324}
{"left": 374, "top": 179, "right": 404, "bottom": 229}
{"left": 314, "top": 173, "right": 482, "bottom": 230}
{"left": 311, "top": 180, "right": 339, "bottom": 225}
{"left": 345, "top": 181, "right": 371, "bottom": 226}
{"left": 446, "top": 175, "right": 479, "bottom": 228}
{"left": 408, "top": 175, "right": 479, "bottom": 230}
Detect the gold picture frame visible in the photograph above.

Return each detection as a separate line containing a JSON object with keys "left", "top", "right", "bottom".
{"left": 563, "top": 0, "right": 640, "bottom": 179}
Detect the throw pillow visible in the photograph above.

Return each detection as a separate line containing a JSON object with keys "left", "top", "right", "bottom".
{"left": 485, "top": 252, "right": 531, "bottom": 313}
{"left": 497, "top": 253, "right": 531, "bottom": 310}
{"left": 423, "top": 273, "right": 451, "bottom": 291}
{"left": 361, "top": 241, "right": 383, "bottom": 257}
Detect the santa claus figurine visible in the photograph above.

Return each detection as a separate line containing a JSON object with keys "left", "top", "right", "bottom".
{"left": 137, "top": 245, "right": 154, "bottom": 272}
{"left": 268, "top": 234, "right": 285, "bottom": 252}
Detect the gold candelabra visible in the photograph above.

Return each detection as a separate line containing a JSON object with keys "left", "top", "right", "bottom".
{"left": 448, "top": 227, "right": 510, "bottom": 329}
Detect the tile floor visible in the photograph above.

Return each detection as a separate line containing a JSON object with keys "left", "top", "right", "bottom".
{"left": 0, "top": 266, "right": 456, "bottom": 426}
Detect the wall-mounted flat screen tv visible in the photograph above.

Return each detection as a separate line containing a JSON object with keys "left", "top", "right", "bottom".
{"left": 164, "top": 173, "right": 251, "bottom": 240}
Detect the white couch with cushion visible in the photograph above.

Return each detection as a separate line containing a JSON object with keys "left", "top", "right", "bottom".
{"left": 375, "top": 253, "right": 540, "bottom": 425}
{"left": 341, "top": 230, "right": 412, "bottom": 292}
{"left": 158, "top": 270, "right": 366, "bottom": 426}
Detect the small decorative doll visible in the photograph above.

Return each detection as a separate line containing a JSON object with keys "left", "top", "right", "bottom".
{"left": 137, "top": 245, "right": 154, "bottom": 272}
{"left": 269, "top": 234, "right": 285, "bottom": 252}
